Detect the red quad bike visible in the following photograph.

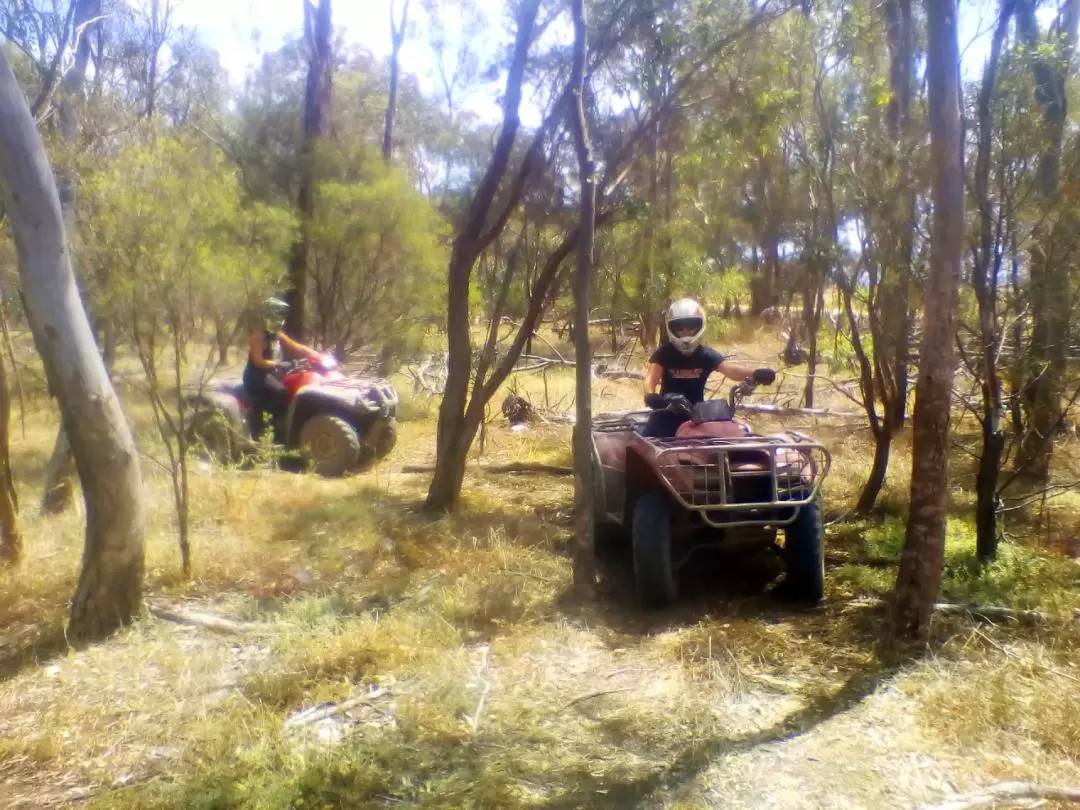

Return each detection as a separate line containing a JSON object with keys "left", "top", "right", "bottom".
{"left": 588, "top": 372, "right": 832, "bottom": 609}
{"left": 185, "top": 352, "right": 399, "bottom": 477}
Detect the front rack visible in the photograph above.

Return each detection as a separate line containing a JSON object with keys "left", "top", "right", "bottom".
{"left": 648, "top": 432, "right": 831, "bottom": 528}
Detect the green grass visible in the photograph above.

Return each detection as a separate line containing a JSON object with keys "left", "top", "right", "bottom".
{"left": 828, "top": 514, "right": 1080, "bottom": 614}
{"left": 3, "top": 331, "right": 1080, "bottom": 808}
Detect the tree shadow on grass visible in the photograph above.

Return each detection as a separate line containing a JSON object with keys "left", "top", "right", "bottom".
{"left": 0, "top": 622, "right": 69, "bottom": 685}
{"left": 539, "top": 651, "right": 908, "bottom": 809}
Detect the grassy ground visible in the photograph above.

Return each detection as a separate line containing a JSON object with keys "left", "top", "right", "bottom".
{"left": 1, "top": 323, "right": 1079, "bottom": 809}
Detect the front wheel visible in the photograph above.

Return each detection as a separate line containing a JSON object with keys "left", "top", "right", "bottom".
{"left": 299, "top": 415, "right": 361, "bottom": 477}
{"left": 779, "top": 498, "right": 825, "bottom": 604}
{"left": 632, "top": 490, "right": 679, "bottom": 609}
{"left": 362, "top": 418, "right": 398, "bottom": 463}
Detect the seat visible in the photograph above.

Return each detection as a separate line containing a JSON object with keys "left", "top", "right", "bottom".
{"left": 676, "top": 419, "right": 748, "bottom": 440}
{"left": 690, "top": 399, "right": 734, "bottom": 424}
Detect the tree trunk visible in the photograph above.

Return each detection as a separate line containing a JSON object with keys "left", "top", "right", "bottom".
{"left": 424, "top": 0, "right": 542, "bottom": 513}
{"left": 41, "top": 0, "right": 101, "bottom": 515}
{"left": 883, "top": 0, "right": 915, "bottom": 432}
{"left": 146, "top": 0, "right": 160, "bottom": 117}
{"left": 0, "top": 48, "right": 146, "bottom": 641}
{"left": 1014, "top": 0, "right": 1079, "bottom": 483}
{"left": 1007, "top": 234, "right": 1025, "bottom": 435}
{"left": 382, "top": 0, "right": 409, "bottom": 164}
{"left": 426, "top": 409, "right": 482, "bottom": 510}
{"left": 856, "top": 427, "right": 892, "bottom": 515}
{"left": 971, "top": 0, "right": 1015, "bottom": 563}
{"left": 0, "top": 340, "right": 21, "bottom": 565}
{"left": 286, "top": 0, "right": 333, "bottom": 340}
{"left": 569, "top": 0, "right": 596, "bottom": 588}
{"left": 890, "top": 0, "right": 963, "bottom": 643}
{"left": 975, "top": 426, "right": 1005, "bottom": 562}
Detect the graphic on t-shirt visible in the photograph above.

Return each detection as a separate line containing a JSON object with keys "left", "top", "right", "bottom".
{"left": 649, "top": 343, "right": 725, "bottom": 404}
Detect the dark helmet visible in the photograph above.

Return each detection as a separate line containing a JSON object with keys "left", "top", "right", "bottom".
{"left": 263, "top": 296, "right": 289, "bottom": 331}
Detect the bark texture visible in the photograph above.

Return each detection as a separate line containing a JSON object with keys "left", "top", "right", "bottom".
{"left": 890, "top": 0, "right": 963, "bottom": 642}
{"left": 0, "top": 47, "right": 146, "bottom": 641}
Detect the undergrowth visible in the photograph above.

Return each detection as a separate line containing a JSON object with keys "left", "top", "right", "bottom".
{"left": 2, "top": 340, "right": 1080, "bottom": 808}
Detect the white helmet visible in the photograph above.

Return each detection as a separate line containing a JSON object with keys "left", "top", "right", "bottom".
{"left": 665, "top": 298, "right": 706, "bottom": 354}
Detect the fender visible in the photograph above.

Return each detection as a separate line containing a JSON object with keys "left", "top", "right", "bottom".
{"left": 187, "top": 390, "right": 245, "bottom": 423}
{"left": 624, "top": 445, "right": 671, "bottom": 525}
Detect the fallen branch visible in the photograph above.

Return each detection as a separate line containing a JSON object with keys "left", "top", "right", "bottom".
{"left": 846, "top": 597, "right": 1074, "bottom": 625}
{"left": 595, "top": 365, "right": 644, "bottom": 381}
{"left": 284, "top": 687, "right": 390, "bottom": 729}
{"left": 147, "top": 602, "right": 261, "bottom": 635}
{"left": 921, "top": 781, "right": 1080, "bottom": 810}
{"left": 931, "top": 601, "right": 1055, "bottom": 625}
{"left": 561, "top": 687, "right": 633, "bottom": 710}
{"left": 971, "top": 627, "right": 1080, "bottom": 684}
{"left": 467, "top": 645, "right": 491, "bottom": 733}
{"left": 401, "top": 462, "right": 573, "bottom": 476}
{"left": 406, "top": 354, "right": 448, "bottom": 395}
{"left": 509, "top": 355, "right": 643, "bottom": 380}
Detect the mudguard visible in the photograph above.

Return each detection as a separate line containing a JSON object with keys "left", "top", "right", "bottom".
{"left": 285, "top": 383, "right": 398, "bottom": 445}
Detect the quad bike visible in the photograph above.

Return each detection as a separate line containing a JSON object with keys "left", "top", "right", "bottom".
{"left": 588, "top": 371, "right": 831, "bottom": 608}
{"left": 184, "top": 352, "right": 399, "bottom": 477}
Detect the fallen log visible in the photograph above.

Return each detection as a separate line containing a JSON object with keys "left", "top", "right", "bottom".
{"left": 845, "top": 597, "right": 1076, "bottom": 626}
{"left": 930, "top": 601, "right": 1055, "bottom": 625}
{"left": 400, "top": 463, "right": 573, "bottom": 476}
{"left": 594, "top": 365, "right": 644, "bottom": 381}
{"left": 147, "top": 602, "right": 261, "bottom": 635}
{"left": 284, "top": 686, "right": 390, "bottom": 729}
{"left": 921, "top": 781, "right": 1080, "bottom": 810}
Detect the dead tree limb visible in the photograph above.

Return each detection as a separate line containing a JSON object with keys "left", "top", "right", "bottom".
{"left": 921, "top": 781, "right": 1080, "bottom": 810}
{"left": 147, "top": 602, "right": 261, "bottom": 635}
{"left": 284, "top": 687, "right": 390, "bottom": 729}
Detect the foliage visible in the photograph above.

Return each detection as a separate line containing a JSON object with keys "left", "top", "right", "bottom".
{"left": 77, "top": 126, "right": 293, "bottom": 573}
{"left": 308, "top": 149, "right": 448, "bottom": 360}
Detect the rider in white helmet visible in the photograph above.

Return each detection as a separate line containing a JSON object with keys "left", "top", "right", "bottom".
{"left": 641, "top": 297, "right": 773, "bottom": 437}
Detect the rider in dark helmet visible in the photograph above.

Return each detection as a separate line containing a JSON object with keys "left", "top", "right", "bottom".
{"left": 642, "top": 297, "right": 775, "bottom": 438}
{"left": 242, "top": 297, "right": 319, "bottom": 441}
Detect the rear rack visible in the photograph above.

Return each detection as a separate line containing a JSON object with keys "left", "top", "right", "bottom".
{"left": 649, "top": 432, "right": 831, "bottom": 528}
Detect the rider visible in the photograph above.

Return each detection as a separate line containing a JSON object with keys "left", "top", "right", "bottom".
{"left": 642, "top": 297, "right": 774, "bottom": 438}
{"left": 242, "top": 297, "right": 319, "bottom": 441}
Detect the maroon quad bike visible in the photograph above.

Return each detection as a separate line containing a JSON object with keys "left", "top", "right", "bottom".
{"left": 184, "top": 352, "right": 399, "bottom": 477}
{"left": 589, "top": 375, "right": 832, "bottom": 608}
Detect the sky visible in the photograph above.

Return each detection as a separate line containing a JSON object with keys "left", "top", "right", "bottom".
{"left": 173, "top": 0, "right": 508, "bottom": 119}
{"left": 172, "top": 0, "right": 1042, "bottom": 125}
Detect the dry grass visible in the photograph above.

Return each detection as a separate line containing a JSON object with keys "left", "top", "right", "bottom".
{"left": 1, "top": 325, "right": 1079, "bottom": 808}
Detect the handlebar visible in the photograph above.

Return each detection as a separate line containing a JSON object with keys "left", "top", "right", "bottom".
{"left": 729, "top": 379, "right": 758, "bottom": 409}
{"left": 646, "top": 370, "right": 773, "bottom": 414}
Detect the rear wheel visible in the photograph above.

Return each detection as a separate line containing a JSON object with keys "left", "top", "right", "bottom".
{"left": 632, "top": 490, "right": 679, "bottom": 608}
{"left": 186, "top": 406, "right": 244, "bottom": 465}
{"left": 778, "top": 497, "right": 825, "bottom": 604}
{"left": 299, "top": 415, "right": 361, "bottom": 477}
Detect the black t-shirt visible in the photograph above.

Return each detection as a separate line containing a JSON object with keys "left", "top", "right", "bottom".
{"left": 649, "top": 343, "right": 725, "bottom": 404}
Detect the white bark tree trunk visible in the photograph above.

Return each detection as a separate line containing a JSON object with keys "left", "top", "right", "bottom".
{"left": 42, "top": 0, "right": 102, "bottom": 515}
{"left": 0, "top": 47, "right": 147, "bottom": 641}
